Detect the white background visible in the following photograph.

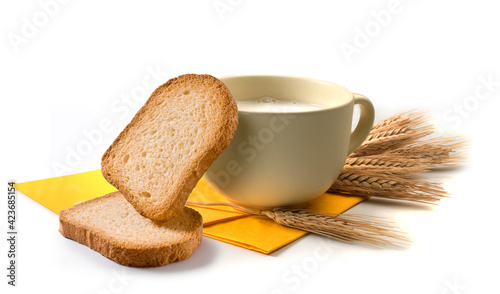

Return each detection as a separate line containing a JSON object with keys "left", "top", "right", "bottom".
{"left": 1, "top": 0, "right": 499, "bottom": 293}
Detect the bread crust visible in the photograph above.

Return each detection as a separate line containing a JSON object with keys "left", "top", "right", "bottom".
{"left": 59, "top": 192, "right": 203, "bottom": 267}
{"left": 101, "top": 74, "right": 238, "bottom": 221}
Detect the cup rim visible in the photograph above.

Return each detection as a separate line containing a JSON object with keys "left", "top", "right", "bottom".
{"left": 219, "top": 74, "right": 353, "bottom": 114}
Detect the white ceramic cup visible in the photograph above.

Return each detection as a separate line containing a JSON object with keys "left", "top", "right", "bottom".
{"left": 204, "top": 75, "right": 375, "bottom": 208}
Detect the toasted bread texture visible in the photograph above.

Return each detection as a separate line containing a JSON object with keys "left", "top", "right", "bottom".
{"left": 59, "top": 192, "right": 203, "bottom": 267}
{"left": 101, "top": 74, "right": 238, "bottom": 221}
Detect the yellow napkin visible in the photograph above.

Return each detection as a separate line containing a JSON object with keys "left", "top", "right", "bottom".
{"left": 15, "top": 170, "right": 366, "bottom": 254}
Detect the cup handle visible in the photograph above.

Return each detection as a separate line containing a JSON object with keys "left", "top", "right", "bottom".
{"left": 347, "top": 93, "right": 375, "bottom": 155}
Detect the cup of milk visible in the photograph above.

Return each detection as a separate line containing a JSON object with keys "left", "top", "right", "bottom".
{"left": 204, "top": 75, "right": 375, "bottom": 209}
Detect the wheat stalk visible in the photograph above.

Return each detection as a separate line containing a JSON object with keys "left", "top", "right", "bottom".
{"left": 187, "top": 200, "right": 410, "bottom": 247}
{"left": 385, "top": 137, "right": 467, "bottom": 166}
{"left": 343, "top": 136, "right": 465, "bottom": 175}
{"left": 350, "top": 132, "right": 430, "bottom": 157}
{"left": 343, "top": 157, "right": 428, "bottom": 174}
{"left": 370, "top": 110, "right": 427, "bottom": 133}
{"left": 263, "top": 209, "right": 409, "bottom": 247}
{"left": 352, "top": 111, "right": 435, "bottom": 157}
{"left": 329, "top": 172, "right": 448, "bottom": 204}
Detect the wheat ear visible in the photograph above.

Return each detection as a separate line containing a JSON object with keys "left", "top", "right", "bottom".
{"left": 329, "top": 172, "right": 448, "bottom": 204}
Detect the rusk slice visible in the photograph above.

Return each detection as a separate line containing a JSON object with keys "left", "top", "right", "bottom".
{"left": 101, "top": 74, "right": 238, "bottom": 221}
{"left": 59, "top": 192, "right": 203, "bottom": 267}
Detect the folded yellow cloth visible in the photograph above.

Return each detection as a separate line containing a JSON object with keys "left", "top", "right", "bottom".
{"left": 15, "top": 170, "right": 366, "bottom": 254}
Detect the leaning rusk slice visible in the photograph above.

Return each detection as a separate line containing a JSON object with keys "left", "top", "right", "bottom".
{"left": 101, "top": 74, "right": 238, "bottom": 221}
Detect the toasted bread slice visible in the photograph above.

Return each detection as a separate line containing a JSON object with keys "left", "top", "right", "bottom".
{"left": 59, "top": 192, "right": 203, "bottom": 267}
{"left": 101, "top": 74, "right": 238, "bottom": 221}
